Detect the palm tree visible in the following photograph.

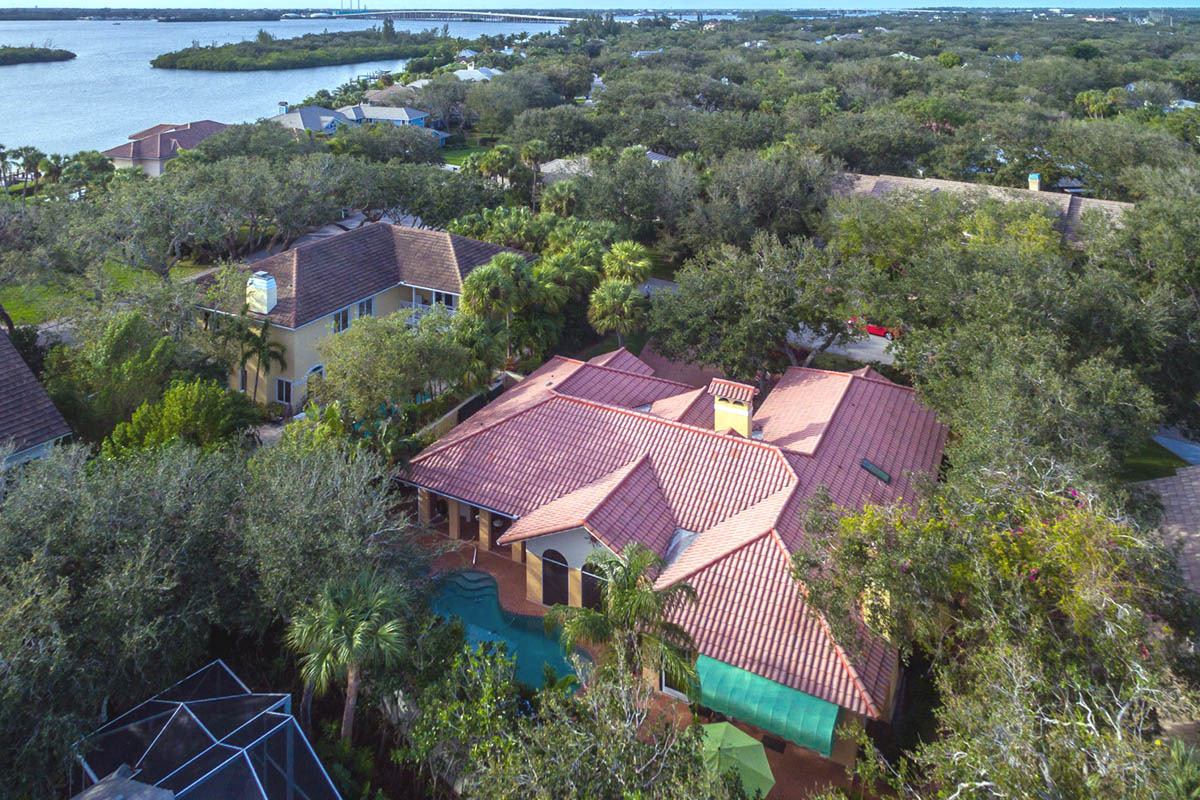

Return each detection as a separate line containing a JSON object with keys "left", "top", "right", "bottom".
{"left": 37, "top": 153, "right": 67, "bottom": 185}
{"left": 13, "top": 146, "right": 43, "bottom": 209}
{"left": 286, "top": 571, "right": 410, "bottom": 741}
{"left": 602, "top": 240, "right": 655, "bottom": 285}
{"left": 545, "top": 542, "right": 699, "bottom": 692}
{"left": 239, "top": 320, "right": 288, "bottom": 404}
{"left": 460, "top": 252, "right": 536, "bottom": 363}
{"left": 540, "top": 179, "right": 579, "bottom": 217}
{"left": 520, "top": 138, "right": 548, "bottom": 210}
{"left": 588, "top": 278, "right": 647, "bottom": 349}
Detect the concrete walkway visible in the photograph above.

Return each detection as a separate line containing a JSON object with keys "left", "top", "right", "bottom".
{"left": 789, "top": 326, "right": 896, "bottom": 365}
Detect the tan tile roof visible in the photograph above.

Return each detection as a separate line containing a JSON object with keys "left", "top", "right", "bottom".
{"left": 0, "top": 332, "right": 70, "bottom": 456}
{"left": 102, "top": 120, "right": 227, "bottom": 161}
{"left": 241, "top": 223, "right": 530, "bottom": 328}
{"left": 405, "top": 352, "right": 946, "bottom": 717}
{"left": 840, "top": 172, "right": 1132, "bottom": 242}
{"left": 1142, "top": 466, "right": 1200, "bottom": 593}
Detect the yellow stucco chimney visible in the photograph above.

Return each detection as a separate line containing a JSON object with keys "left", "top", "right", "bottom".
{"left": 706, "top": 378, "right": 758, "bottom": 438}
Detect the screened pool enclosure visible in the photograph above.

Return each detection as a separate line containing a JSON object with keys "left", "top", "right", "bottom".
{"left": 71, "top": 660, "right": 341, "bottom": 800}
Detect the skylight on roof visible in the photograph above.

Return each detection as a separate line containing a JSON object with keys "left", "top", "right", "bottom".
{"left": 665, "top": 527, "right": 700, "bottom": 565}
{"left": 861, "top": 458, "right": 891, "bottom": 484}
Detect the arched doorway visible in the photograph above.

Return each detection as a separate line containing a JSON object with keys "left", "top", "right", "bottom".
{"left": 542, "top": 549, "right": 569, "bottom": 606}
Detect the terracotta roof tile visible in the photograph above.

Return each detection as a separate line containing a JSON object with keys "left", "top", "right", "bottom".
{"left": 669, "top": 533, "right": 896, "bottom": 717}
{"left": 553, "top": 363, "right": 694, "bottom": 410}
{"left": 753, "top": 369, "right": 853, "bottom": 454}
{"left": 587, "top": 347, "right": 655, "bottom": 375}
{"left": 647, "top": 387, "right": 714, "bottom": 428}
{"left": 498, "top": 454, "right": 678, "bottom": 557}
{"left": 405, "top": 359, "right": 946, "bottom": 718}
{"left": 0, "top": 332, "right": 70, "bottom": 455}
{"left": 706, "top": 378, "right": 757, "bottom": 404}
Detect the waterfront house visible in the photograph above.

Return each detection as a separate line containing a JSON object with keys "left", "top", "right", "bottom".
{"left": 1, "top": 329, "right": 70, "bottom": 467}
{"left": 336, "top": 104, "right": 430, "bottom": 127}
{"left": 199, "top": 223, "right": 529, "bottom": 410}
{"left": 101, "top": 120, "right": 228, "bottom": 177}
{"left": 403, "top": 350, "right": 947, "bottom": 765}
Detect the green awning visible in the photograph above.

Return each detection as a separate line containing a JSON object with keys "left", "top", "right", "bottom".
{"left": 697, "top": 655, "right": 841, "bottom": 757}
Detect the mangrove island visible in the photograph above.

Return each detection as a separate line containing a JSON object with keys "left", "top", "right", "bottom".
{"left": 0, "top": 46, "right": 76, "bottom": 66}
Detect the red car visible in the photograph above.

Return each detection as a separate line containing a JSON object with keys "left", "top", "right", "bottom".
{"left": 847, "top": 317, "right": 903, "bottom": 340}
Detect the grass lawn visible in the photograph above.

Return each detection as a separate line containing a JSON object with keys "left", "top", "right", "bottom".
{"left": 574, "top": 331, "right": 651, "bottom": 361}
{"left": 443, "top": 145, "right": 488, "bottom": 167}
{"left": 1, "top": 262, "right": 211, "bottom": 325}
{"left": 1117, "top": 437, "right": 1190, "bottom": 482}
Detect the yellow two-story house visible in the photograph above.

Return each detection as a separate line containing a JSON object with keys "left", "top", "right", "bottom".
{"left": 202, "top": 222, "right": 527, "bottom": 409}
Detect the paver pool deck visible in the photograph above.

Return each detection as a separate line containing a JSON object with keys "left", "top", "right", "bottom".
{"left": 426, "top": 530, "right": 871, "bottom": 800}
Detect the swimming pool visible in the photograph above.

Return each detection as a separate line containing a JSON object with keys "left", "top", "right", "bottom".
{"left": 431, "top": 570, "right": 583, "bottom": 689}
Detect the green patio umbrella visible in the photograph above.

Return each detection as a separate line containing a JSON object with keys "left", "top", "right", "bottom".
{"left": 701, "top": 722, "right": 776, "bottom": 798}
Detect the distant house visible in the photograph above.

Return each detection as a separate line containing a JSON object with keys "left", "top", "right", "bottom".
{"left": 0, "top": 329, "right": 70, "bottom": 467}
{"left": 100, "top": 120, "right": 228, "bottom": 177}
{"left": 337, "top": 104, "right": 429, "bottom": 127}
{"left": 840, "top": 172, "right": 1133, "bottom": 244}
{"left": 268, "top": 104, "right": 349, "bottom": 135}
{"left": 631, "top": 48, "right": 664, "bottom": 58}
{"left": 362, "top": 83, "right": 419, "bottom": 106}
{"left": 456, "top": 48, "right": 479, "bottom": 59}
{"left": 540, "top": 150, "right": 674, "bottom": 185}
{"left": 452, "top": 66, "right": 503, "bottom": 82}
{"left": 1169, "top": 98, "right": 1200, "bottom": 112}
{"left": 198, "top": 223, "right": 531, "bottom": 410}
{"left": 743, "top": 39, "right": 769, "bottom": 48}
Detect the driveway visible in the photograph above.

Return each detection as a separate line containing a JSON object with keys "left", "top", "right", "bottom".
{"left": 789, "top": 326, "right": 896, "bottom": 365}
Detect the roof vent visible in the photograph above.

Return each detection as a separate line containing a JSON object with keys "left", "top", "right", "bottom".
{"left": 634, "top": 403, "right": 652, "bottom": 412}
{"left": 861, "top": 458, "right": 891, "bottom": 484}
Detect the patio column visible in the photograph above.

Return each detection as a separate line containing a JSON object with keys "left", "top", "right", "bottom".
{"left": 478, "top": 509, "right": 492, "bottom": 552}
{"left": 568, "top": 568, "right": 583, "bottom": 607}
{"left": 417, "top": 489, "right": 432, "bottom": 524}
{"left": 526, "top": 551, "right": 543, "bottom": 604}
{"left": 447, "top": 499, "right": 460, "bottom": 540}
{"left": 510, "top": 541, "right": 524, "bottom": 563}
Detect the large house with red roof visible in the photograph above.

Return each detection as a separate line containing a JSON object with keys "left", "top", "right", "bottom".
{"left": 102, "top": 121, "right": 228, "bottom": 177}
{"left": 403, "top": 348, "right": 946, "bottom": 763}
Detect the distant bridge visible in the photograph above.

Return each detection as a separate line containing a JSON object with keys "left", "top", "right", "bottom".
{"left": 334, "top": 9, "right": 585, "bottom": 23}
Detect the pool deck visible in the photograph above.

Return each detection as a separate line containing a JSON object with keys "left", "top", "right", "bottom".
{"left": 424, "top": 523, "right": 874, "bottom": 800}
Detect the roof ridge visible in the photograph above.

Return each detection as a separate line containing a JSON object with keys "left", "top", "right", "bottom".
{"left": 551, "top": 392, "right": 797, "bottom": 477}
{"left": 660, "top": 528, "right": 776, "bottom": 590}
{"left": 584, "top": 453, "right": 658, "bottom": 528}
{"left": 774, "top": 529, "right": 884, "bottom": 719}
{"left": 574, "top": 361, "right": 693, "bottom": 389}
{"left": 410, "top": 394, "right": 557, "bottom": 464}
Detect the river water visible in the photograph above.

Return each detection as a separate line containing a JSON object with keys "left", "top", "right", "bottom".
{"left": 0, "top": 17, "right": 563, "bottom": 155}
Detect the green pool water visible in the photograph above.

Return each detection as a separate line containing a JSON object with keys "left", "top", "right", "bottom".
{"left": 432, "top": 570, "right": 582, "bottom": 688}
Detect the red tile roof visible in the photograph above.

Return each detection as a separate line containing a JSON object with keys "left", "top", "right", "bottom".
{"left": 501, "top": 454, "right": 678, "bottom": 557}
{"left": 0, "top": 332, "right": 70, "bottom": 456}
{"left": 706, "top": 377, "right": 757, "bottom": 404}
{"left": 668, "top": 533, "right": 896, "bottom": 718}
{"left": 102, "top": 120, "right": 228, "bottom": 161}
{"left": 231, "top": 223, "right": 530, "bottom": 328}
{"left": 405, "top": 352, "right": 946, "bottom": 718}
{"left": 587, "top": 347, "right": 655, "bottom": 375}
